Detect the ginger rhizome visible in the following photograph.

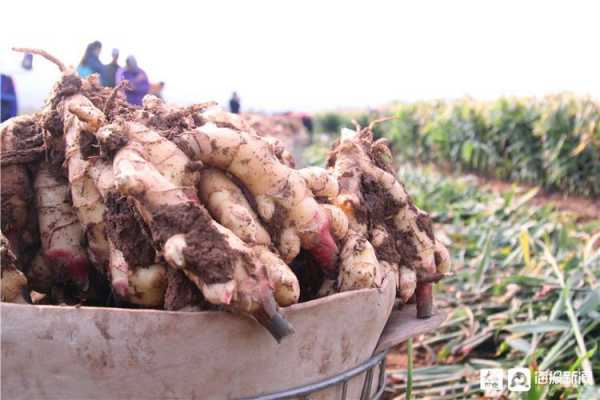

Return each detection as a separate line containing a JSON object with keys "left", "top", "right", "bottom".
{"left": 0, "top": 48, "right": 450, "bottom": 339}
{"left": 327, "top": 127, "right": 450, "bottom": 318}
{"left": 174, "top": 122, "right": 339, "bottom": 273}
{"left": 1, "top": 231, "right": 28, "bottom": 303}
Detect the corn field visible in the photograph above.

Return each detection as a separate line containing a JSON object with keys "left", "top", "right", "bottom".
{"left": 316, "top": 94, "right": 600, "bottom": 198}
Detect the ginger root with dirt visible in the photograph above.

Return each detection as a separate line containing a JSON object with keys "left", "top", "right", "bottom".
{"left": 327, "top": 127, "right": 450, "bottom": 317}
{"left": 0, "top": 48, "right": 450, "bottom": 341}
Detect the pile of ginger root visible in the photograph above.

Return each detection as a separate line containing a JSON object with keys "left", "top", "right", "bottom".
{"left": 0, "top": 49, "right": 450, "bottom": 342}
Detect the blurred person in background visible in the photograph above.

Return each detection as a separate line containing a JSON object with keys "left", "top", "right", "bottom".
{"left": 102, "top": 48, "right": 120, "bottom": 87}
{"left": 21, "top": 53, "right": 33, "bottom": 71}
{"left": 301, "top": 113, "right": 314, "bottom": 143}
{"left": 116, "top": 56, "right": 150, "bottom": 106}
{"left": 149, "top": 81, "right": 165, "bottom": 99}
{"left": 1, "top": 74, "right": 18, "bottom": 122}
{"left": 229, "top": 91, "right": 241, "bottom": 114}
{"left": 1, "top": 51, "right": 56, "bottom": 114}
{"left": 77, "top": 41, "right": 104, "bottom": 78}
{"left": 0, "top": 53, "right": 29, "bottom": 120}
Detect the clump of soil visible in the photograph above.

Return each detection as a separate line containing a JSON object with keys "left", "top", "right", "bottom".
{"left": 0, "top": 167, "right": 34, "bottom": 233}
{"left": 51, "top": 75, "right": 82, "bottom": 107}
{"left": 1, "top": 119, "right": 46, "bottom": 165}
{"left": 369, "top": 141, "right": 396, "bottom": 175}
{"left": 151, "top": 203, "right": 237, "bottom": 284}
{"left": 416, "top": 213, "right": 434, "bottom": 241}
{"left": 146, "top": 110, "right": 195, "bottom": 138}
{"left": 104, "top": 193, "right": 155, "bottom": 267}
{"left": 42, "top": 109, "right": 64, "bottom": 137}
{"left": 263, "top": 203, "right": 288, "bottom": 250}
{"left": 99, "top": 130, "right": 128, "bottom": 160}
{"left": 164, "top": 268, "right": 202, "bottom": 311}
{"left": 79, "top": 130, "right": 99, "bottom": 159}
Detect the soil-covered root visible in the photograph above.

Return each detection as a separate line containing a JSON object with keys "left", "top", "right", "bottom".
{"left": 62, "top": 95, "right": 110, "bottom": 268}
{"left": 1, "top": 163, "right": 38, "bottom": 259}
{"left": 103, "top": 240, "right": 163, "bottom": 307}
{"left": 66, "top": 98, "right": 106, "bottom": 133}
{"left": 127, "top": 263, "right": 167, "bottom": 307}
{"left": 328, "top": 127, "right": 451, "bottom": 318}
{"left": 67, "top": 101, "right": 191, "bottom": 296}
{"left": 26, "top": 252, "right": 54, "bottom": 293}
{"left": 112, "top": 142, "right": 293, "bottom": 340}
{"left": 138, "top": 95, "right": 216, "bottom": 138}
{"left": 0, "top": 114, "right": 46, "bottom": 166}
{"left": 164, "top": 268, "right": 203, "bottom": 311}
{"left": 3, "top": 48, "right": 446, "bottom": 319}
{"left": 105, "top": 241, "right": 129, "bottom": 298}
{"left": 13, "top": 47, "right": 131, "bottom": 125}
{"left": 165, "top": 229, "right": 294, "bottom": 341}
{"left": 103, "top": 192, "right": 155, "bottom": 266}
{"left": 398, "top": 265, "right": 417, "bottom": 303}
{"left": 62, "top": 113, "right": 166, "bottom": 307}
{"left": 103, "top": 194, "right": 167, "bottom": 307}
{"left": 322, "top": 204, "right": 349, "bottom": 241}
{"left": 95, "top": 120, "right": 195, "bottom": 189}
{"left": 197, "top": 168, "right": 271, "bottom": 245}
{"left": 80, "top": 158, "right": 164, "bottom": 307}
{"left": 0, "top": 232, "right": 29, "bottom": 303}
{"left": 298, "top": 167, "right": 339, "bottom": 201}
{"left": 1, "top": 263, "right": 29, "bottom": 303}
{"left": 338, "top": 234, "right": 383, "bottom": 291}
{"left": 263, "top": 136, "right": 296, "bottom": 168}
{"left": 34, "top": 161, "right": 90, "bottom": 290}
{"left": 0, "top": 115, "right": 43, "bottom": 262}
{"left": 253, "top": 245, "right": 300, "bottom": 306}
{"left": 174, "top": 121, "right": 338, "bottom": 273}
{"left": 197, "top": 168, "right": 300, "bottom": 306}
{"left": 197, "top": 105, "right": 249, "bottom": 131}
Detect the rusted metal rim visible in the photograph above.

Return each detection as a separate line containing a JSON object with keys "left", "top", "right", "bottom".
{"left": 242, "top": 350, "right": 389, "bottom": 400}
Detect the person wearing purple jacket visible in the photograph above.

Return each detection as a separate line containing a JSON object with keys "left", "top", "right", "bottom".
{"left": 116, "top": 56, "right": 150, "bottom": 106}
{"left": 1, "top": 74, "right": 18, "bottom": 122}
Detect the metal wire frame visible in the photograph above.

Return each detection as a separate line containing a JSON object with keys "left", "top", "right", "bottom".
{"left": 242, "top": 350, "right": 389, "bottom": 400}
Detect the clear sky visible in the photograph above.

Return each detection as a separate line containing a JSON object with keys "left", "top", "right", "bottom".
{"left": 2, "top": 0, "right": 599, "bottom": 112}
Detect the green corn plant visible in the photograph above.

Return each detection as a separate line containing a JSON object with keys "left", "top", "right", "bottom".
{"left": 311, "top": 93, "right": 600, "bottom": 198}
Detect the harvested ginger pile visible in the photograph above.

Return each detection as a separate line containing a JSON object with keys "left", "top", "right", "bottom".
{"left": 0, "top": 49, "right": 449, "bottom": 342}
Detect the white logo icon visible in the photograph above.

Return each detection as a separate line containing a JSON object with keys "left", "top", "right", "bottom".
{"left": 508, "top": 368, "right": 531, "bottom": 392}
{"left": 480, "top": 368, "right": 504, "bottom": 395}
